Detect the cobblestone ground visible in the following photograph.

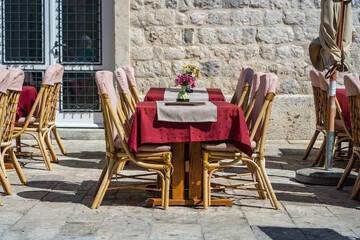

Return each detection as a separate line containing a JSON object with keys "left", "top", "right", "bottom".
{"left": 0, "top": 140, "right": 359, "bottom": 240}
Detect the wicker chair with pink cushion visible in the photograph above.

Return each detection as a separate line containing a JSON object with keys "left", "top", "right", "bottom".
{"left": 230, "top": 66, "right": 254, "bottom": 112}
{"left": 46, "top": 64, "right": 67, "bottom": 162}
{"left": 0, "top": 68, "right": 27, "bottom": 198}
{"left": 312, "top": 71, "right": 352, "bottom": 167}
{"left": 122, "top": 65, "right": 141, "bottom": 105}
{"left": 92, "top": 71, "right": 173, "bottom": 210}
{"left": 202, "top": 73, "right": 280, "bottom": 210}
{"left": 302, "top": 69, "right": 327, "bottom": 161}
{"left": 12, "top": 65, "right": 58, "bottom": 171}
{"left": 337, "top": 73, "right": 360, "bottom": 199}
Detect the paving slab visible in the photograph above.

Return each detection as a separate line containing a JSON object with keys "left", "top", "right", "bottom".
{"left": 0, "top": 140, "right": 359, "bottom": 239}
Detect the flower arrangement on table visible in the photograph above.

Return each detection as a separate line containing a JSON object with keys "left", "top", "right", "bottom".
{"left": 174, "top": 65, "right": 200, "bottom": 102}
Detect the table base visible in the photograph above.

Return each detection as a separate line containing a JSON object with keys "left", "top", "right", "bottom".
{"left": 146, "top": 198, "right": 232, "bottom": 207}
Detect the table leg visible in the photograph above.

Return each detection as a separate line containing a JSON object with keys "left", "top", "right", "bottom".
{"left": 189, "top": 142, "right": 202, "bottom": 201}
{"left": 172, "top": 142, "right": 185, "bottom": 199}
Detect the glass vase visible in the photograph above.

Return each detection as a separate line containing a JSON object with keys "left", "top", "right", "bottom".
{"left": 177, "top": 85, "right": 190, "bottom": 102}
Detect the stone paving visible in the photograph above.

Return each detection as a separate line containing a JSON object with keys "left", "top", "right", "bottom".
{"left": 0, "top": 140, "right": 359, "bottom": 240}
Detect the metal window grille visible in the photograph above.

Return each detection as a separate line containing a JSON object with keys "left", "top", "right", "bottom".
{"left": 60, "top": 71, "right": 100, "bottom": 112}
{"left": 1, "top": 0, "right": 44, "bottom": 64}
{"left": 22, "top": 70, "right": 44, "bottom": 92}
{"left": 58, "top": 0, "right": 102, "bottom": 65}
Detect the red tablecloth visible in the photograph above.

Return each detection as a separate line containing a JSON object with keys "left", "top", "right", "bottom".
{"left": 336, "top": 88, "right": 351, "bottom": 130}
{"left": 127, "top": 101, "right": 253, "bottom": 157}
{"left": 16, "top": 86, "right": 37, "bottom": 123}
{"left": 144, "top": 88, "right": 226, "bottom": 102}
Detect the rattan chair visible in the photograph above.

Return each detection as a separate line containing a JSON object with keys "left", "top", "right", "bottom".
{"left": 202, "top": 73, "right": 280, "bottom": 210}
{"left": 230, "top": 66, "right": 254, "bottom": 112}
{"left": 46, "top": 64, "right": 67, "bottom": 162}
{"left": 92, "top": 71, "right": 173, "bottom": 210}
{"left": 337, "top": 73, "right": 360, "bottom": 199}
{"left": 311, "top": 71, "right": 352, "bottom": 167}
{"left": 12, "top": 65, "right": 58, "bottom": 170}
{"left": 302, "top": 69, "right": 327, "bottom": 161}
{"left": 0, "top": 68, "right": 27, "bottom": 196}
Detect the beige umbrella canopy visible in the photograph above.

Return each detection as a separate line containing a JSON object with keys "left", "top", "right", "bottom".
{"left": 310, "top": 0, "right": 355, "bottom": 72}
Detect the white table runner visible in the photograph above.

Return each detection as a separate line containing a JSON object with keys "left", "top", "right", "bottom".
{"left": 156, "top": 101, "right": 217, "bottom": 122}
{"left": 163, "top": 87, "right": 209, "bottom": 102}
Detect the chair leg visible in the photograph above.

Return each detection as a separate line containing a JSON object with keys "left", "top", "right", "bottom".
{"left": 16, "top": 136, "right": 21, "bottom": 153}
{"left": 164, "top": 168, "right": 170, "bottom": 210}
{"left": 258, "top": 160, "right": 280, "bottom": 210}
{"left": 160, "top": 173, "right": 165, "bottom": 208}
{"left": 0, "top": 166, "right": 12, "bottom": 195}
{"left": 93, "top": 158, "right": 109, "bottom": 197}
{"left": 312, "top": 137, "right": 326, "bottom": 167}
{"left": 0, "top": 195, "right": 3, "bottom": 206}
{"left": 202, "top": 152, "right": 209, "bottom": 209}
{"left": 8, "top": 147, "right": 27, "bottom": 185}
{"left": 247, "top": 162, "right": 266, "bottom": 199}
{"left": 351, "top": 169, "right": 360, "bottom": 200}
{"left": 0, "top": 154, "right": 11, "bottom": 195}
{"left": 38, "top": 132, "right": 53, "bottom": 171}
{"left": 52, "top": 126, "right": 67, "bottom": 155}
{"left": 302, "top": 130, "right": 320, "bottom": 160}
{"left": 92, "top": 158, "right": 115, "bottom": 209}
{"left": 337, "top": 152, "right": 356, "bottom": 190}
{"left": 45, "top": 130, "right": 59, "bottom": 163}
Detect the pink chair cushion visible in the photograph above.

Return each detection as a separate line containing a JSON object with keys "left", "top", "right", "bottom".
{"left": 318, "top": 70, "right": 330, "bottom": 92}
{"left": 7, "top": 69, "right": 24, "bottom": 92}
{"left": 15, "top": 116, "right": 36, "bottom": 126}
{"left": 251, "top": 73, "right": 279, "bottom": 143}
{"left": 95, "top": 71, "right": 118, "bottom": 141}
{"left": 249, "top": 72, "right": 264, "bottom": 106}
{"left": 42, "top": 65, "right": 57, "bottom": 86}
{"left": 310, "top": 69, "right": 320, "bottom": 88}
{"left": 122, "top": 65, "right": 137, "bottom": 87}
{"left": 114, "top": 136, "right": 171, "bottom": 152}
{"left": 344, "top": 73, "right": 360, "bottom": 97}
{"left": 201, "top": 141, "right": 257, "bottom": 152}
{"left": 114, "top": 67, "right": 131, "bottom": 98}
{"left": 54, "top": 64, "right": 64, "bottom": 84}
{"left": 233, "top": 66, "right": 254, "bottom": 105}
{"left": 0, "top": 68, "right": 10, "bottom": 94}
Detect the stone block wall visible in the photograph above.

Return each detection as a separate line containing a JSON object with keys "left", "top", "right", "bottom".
{"left": 126, "top": 0, "right": 360, "bottom": 139}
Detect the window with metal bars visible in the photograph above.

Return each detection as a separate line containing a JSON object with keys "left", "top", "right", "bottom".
{"left": 61, "top": 71, "right": 100, "bottom": 112}
{"left": 59, "top": 0, "right": 102, "bottom": 65}
{"left": 1, "top": 0, "right": 44, "bottom": 64}
{"left": 23, "top": 70, "right": 43, "bottom": 92}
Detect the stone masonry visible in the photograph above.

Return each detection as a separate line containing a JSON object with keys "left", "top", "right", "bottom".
{"left": 123, "top": 0, "right": 360, "bottom": 140}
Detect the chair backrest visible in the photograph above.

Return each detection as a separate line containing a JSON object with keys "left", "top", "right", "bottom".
{"left": 0, "top": 68, "right": 10, "bottom": 141}
{"left": 49, "top": 64, "right": 64, "bottom": 122}
{"left": 122, "top": 65, "right": 141, "bottom": 104}
{"left": 344, "top": 73, "right": 360, "bottom": 146}
{"left": 0, "top": 68, "right": 10, "bottom": 95}
{"left": 318, "top": 71, "right": 351, "bottom": 137}
{"left": 2, "top": 69, "right": 24, "bottom": 142}
{"left": 310, "top": 69, "right": 322, "bottom": 126}
{"left": 249, "top": 73, "right": 278, "bottom": 147}
{"left": 231, "top": 66, "right": 254, "bottom": 111}
{"left": 114, "top": 67, "right": 135, "bottom": 119}
{"left": 13, "top": 65, "right": 57, "bottom": 136}
{"left": 245, "top": 72, "right": 264, "bottom": 122}
{"left": 95, "top": 70, "right": 134, "bottom": 158}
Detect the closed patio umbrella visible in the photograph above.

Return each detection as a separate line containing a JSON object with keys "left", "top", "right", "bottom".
{"left": 309, "top": 0, "right": 355, "bottom": 170}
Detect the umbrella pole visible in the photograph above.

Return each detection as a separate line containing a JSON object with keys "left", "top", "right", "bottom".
{"left": 325, "top": 0, "right": 348, "bottom": 170}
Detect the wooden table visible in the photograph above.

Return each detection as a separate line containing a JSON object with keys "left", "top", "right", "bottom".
{"left": 146, "top": 141, "right": 232, "bottom": 207}
{"left": 128, "top": 88, "right": 252, "bottom": 207}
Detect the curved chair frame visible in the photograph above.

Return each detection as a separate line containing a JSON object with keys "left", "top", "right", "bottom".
{"left": 92, "top": 71, "right": 173, "bottom": 210}
{"left": 202, "top": 73, "right": 280, "bottom": 210}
